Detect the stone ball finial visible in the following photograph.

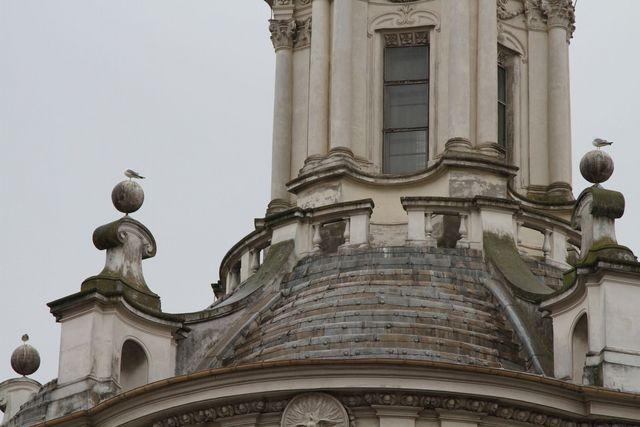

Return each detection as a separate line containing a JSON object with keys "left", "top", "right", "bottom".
{"left": 111, "top": 180, "right": 145, "bottom": 214}
{"left": 10, "top": 334, "right": 41, "bottom": 377}
{"left": 580, "top": 149, "right": 614, "bottom": 184}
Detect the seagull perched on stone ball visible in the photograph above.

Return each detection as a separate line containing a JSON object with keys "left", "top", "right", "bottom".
{"left": 593, "top": 138, "right": 614, "bottom": 148}
{"left": 125, "top": 169, "right": 145, "bottom": 180}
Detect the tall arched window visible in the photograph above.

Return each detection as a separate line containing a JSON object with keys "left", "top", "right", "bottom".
{"left": 572, "top": 314, "right": 589, "bottom": 384}
{"left": 120, "top": 340, "right": 149, "bottom": 391}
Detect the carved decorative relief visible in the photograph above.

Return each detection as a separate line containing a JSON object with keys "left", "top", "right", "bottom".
{"left": 544, "top": 0, "right": 576, "bottom": 36}
{"left": 150, "top": 391, "right": 637, "bottom": 427}
{"left": 497, "top": 0, "right": 525, "bottom": 20}
{"left": 384, "top": 31, "right": 428, "bottom": 47}
{"left": 294, "top": 17, "right": 312, "bottom": 49}
{"left": 524, "top": 0, "right": 548, "bottom": 30}
{"left": 522, "top": 0, "right": 575, "bottom": 36}
{"left": 368, "top": 6, "right": 441, "bottom": 36}
{"left": 270, "top": 19, "right": 297, "bottom": 51}
{"left": 282, "top": 393, "right": 349, "bottom": 427}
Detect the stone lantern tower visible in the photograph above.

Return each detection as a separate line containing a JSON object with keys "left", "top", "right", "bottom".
{"left": 266, "top": 0, "right": 576, "bottom": 218}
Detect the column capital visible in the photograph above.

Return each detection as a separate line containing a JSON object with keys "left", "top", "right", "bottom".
{"left": 544, "top": 0, "right": 575, "bottom": 33}
{"left": 269, "top": 19, "right": 297, "bottom": 51}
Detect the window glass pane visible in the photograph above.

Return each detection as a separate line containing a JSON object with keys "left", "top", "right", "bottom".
{"left": 498, "top": 104, "right": 507, "bottom": 148}
{"left": 385, "top": 46, "right": 429, "bottom": 81}
{"left": 384, "top": 84, "right": 428, "bottom": 129}
{"left": 387, "top": 154, "right": 427, "bottom": 175}
{"left": 498, "top": 66, "right": 507, "bottom": 102}
{"left": 384, "top": 131, "right": 427, "bottom": 174}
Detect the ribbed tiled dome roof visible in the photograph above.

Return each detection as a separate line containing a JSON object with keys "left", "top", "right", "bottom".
{"left": 230, "top": 247, "right": 529, "bottom": 370}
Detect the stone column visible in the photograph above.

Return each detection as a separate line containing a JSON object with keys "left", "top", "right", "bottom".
{"left": 476, "top": 0, "right": 499, "bottom": 155}
{"left": 446, "top": 0, "right": 472, "bottom": 151}
{"left": 329, "top": 0, "right": 353, "bottom": 156}
{"left": 269, "top": 19, "right": 296, "bottom": 213}
{"left": 307, "top": 0, "right": 331, "bottom": 162}
{"left": 547, "top": 1, "right": 574, "bottom": 197}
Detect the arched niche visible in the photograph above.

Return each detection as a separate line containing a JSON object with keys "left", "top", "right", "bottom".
{"left": 571, "top": 313, "right": 589, "bottom": 384}
{"left": 120, "top": 339, "right": 149, "bottom": 392}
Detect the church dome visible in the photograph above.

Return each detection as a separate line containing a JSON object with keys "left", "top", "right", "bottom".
{"left": 226, "top": 246, "right": 544, "bottom": 371}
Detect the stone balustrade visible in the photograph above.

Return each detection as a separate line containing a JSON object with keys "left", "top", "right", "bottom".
{"left": 402, "top": 196, "right": 579, "bottom": 268}
{"left": 220, "top": 200, "right": 374, "bottom": 297}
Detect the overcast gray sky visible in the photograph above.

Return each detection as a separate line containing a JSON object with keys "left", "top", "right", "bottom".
{"left": 1, "top": 1, "right": 639, "bottom": 385}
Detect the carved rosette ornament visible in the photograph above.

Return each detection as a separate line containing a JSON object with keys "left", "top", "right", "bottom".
{"left": 270, "top": 19, "right": 297, "bottom": 51}
{"left": 282, "top": 393, "right": 349, "bottom": 427}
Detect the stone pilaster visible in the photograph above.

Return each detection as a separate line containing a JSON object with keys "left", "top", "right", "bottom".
{"left": 546, "top": 0, "right": 575, "bottom": 198}
{"left": 446, "top": 0, "right": 473, "bottom": 151}
{"left": 269, "top": 18, "right": 296, "bottom": 213}
{"left": 476, "top": 0, "right": 499, "bottom": 155}
{"left": 329, "top": 0, "right": 354, "bottom": 157}
{"left": 307, "top": 0, "right": 330, "bottom": 162}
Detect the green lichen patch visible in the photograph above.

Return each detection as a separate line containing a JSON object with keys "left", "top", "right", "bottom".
{"left": 483, "top": 232, "right": 553, "bottom": 302}
{"left": 577, "top": 237, "right": 637, "bottom": 269}
{"left": 573, "top": 187, "right": 625, "bottom": 225}
{"left": 81, "top": 276, "right": 161, "bottom": 312}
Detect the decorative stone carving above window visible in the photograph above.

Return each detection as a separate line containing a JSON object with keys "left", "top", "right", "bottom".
{"left": 368, "top": 6, "right": 441, "bottom": 36}
{"left": 282, "top": 393, "right": 349, "bottom": 427}
{"left": 384, "top": 31, "right": 428, "bottom": 48}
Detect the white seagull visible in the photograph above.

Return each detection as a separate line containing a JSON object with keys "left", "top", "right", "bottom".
{"left": 593, "top": 138, "right": 614, "bottom": 149}
{"left": 125, "top": 169, "right": 145, "bottom": 180}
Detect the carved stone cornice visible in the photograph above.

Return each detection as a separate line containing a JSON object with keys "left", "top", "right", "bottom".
{"left": 269, "top": 19, "right": 297, "bottom": 51}
{"left": 151, "top": 391, "right": 640, "bottom": 427}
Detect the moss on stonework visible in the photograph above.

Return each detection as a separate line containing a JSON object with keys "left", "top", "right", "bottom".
{"left": 525, "top": 191, "right": 574, "bottom": 205}
{"left": 577, "top": 237, "right": 637, "bottom": 268}
{"left": 588, "top": 187, "right": 625, "bottom": 219}
{"left": 81, "top": 276, "right": 161, "bottom": 312}
{"left": 483, "top": 232, "right": 553, "bottom": 302}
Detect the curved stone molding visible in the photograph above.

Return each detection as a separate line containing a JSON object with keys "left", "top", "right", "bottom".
{"left": 498, "top": 29, "right": 527, "bottom": 62}
{"left": 152, "top": 398, "right": 290, "bottom": 427}
{"left": 282, "top": 393, "right": 349, "bottom": 427}
{"left": 149, "top": 390, "right": 637, "bottom": 427}
{"left": 368, "top": 5, "right": 441, "bottom": 36}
